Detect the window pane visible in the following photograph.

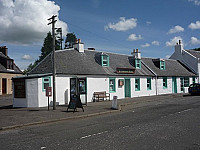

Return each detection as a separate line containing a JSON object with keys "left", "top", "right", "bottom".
{"left": 184, "top": 77, "right": 189, "bottom": 87}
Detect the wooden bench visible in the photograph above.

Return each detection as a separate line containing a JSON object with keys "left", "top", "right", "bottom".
{"left": 93, "top": 91, "right": 110, "bottom": 102}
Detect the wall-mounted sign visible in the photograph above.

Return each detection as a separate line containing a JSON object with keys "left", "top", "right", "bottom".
{"left": 14, "top": 79, "right": 26, "bottom": 98}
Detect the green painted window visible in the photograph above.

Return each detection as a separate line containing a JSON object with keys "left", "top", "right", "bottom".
{"left": 180, "top": 78, "right": 184, "bottom": 92}
{"left": 163, "top": 77, "right": 167, "bottom": 88}
{"left": 184, "top": 77, "right": 189, "bottom": 87}
{"left": 147, "top": 78, "right": 151, "bottom": 90}
{"left": 42, "top": 76, "right": 51, "bottom": 92}
{"left": 160, "top": 61, "right": 165, "bottom": 70}
{"left": 193, "top": 77, "right": 196, "bottom": 84}
{"left": 135, "top": 59, "right": 141, "bottom": 69}
{"left": 109, "top": 78, "right": 116, "bottom": 92}
{"left": 135, "top": 78, "right": 140, "bottom": 91}
{"left": 101, "top": 55, "right": 109, "bottom": 67}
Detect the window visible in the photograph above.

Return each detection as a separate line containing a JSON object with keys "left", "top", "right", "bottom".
{"left": 135, "top": 78, "right": 140, "bottom": 91}
{"left": 180, "top": 78, "right": 184, "bottom": 92}
{"left": 109, "top": 78, "right": 116, "bottom": 92}
{"left": 135, "top": 59, "right": 141, "bottom": 69}
{"left": 147, "top": 78, "right": 151, "bottom": 90}
{"left": 184, "top": 77, "right": 189, "bottom": 87}
{"left": 101, "top": 55, "right": 109, "bottom": 67}
{"left": 7, "top": 60, "right": 13, "bottom": 69}
{"left": 160, "top": 61, "right": 165, "bottom": 70}
{"left": 193, "top": 77, "right": 196, "bottom": 84}
{"left": 163, "top": 77, "right": 167, "bottom": 88}
{"left": 42, "top": 76, "right": 51, "bottom": 92}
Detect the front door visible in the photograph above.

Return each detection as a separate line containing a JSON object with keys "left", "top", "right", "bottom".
{"left": 2, "top": 78, "right": 7, "bottom": 94}
{"left": 125, "top": 78, "right": 131, "bottom": 97}
{"left": 70, "top": 78, "right": 87, "bottom": 105}
{"left": 172, "top": 77, "right": 177, "bottom": 93}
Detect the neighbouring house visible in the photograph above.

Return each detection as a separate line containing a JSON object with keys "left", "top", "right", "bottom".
{"left": 0, "top": 46, "right": 22, "bottom": 95}
{"left": 170, "top": 40, "right": 200, "bottom": 83}
{"left": 13, "top": 40, "right": 197, "bottom": 107}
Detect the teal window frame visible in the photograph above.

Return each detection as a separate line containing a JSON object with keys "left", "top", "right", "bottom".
{"left": 147, "top": 78, "right": 151, "bottom": 90}
{"left": 193, "top": 77, "right": 196, "bottom": 84}
{"left": 42, "top": 76, "right": 51, "bottom": 92}
{"left": 135, "top": 59, "right": 141, "bottom": 69}
{"left": 160, "top": 61, "right": 165, "bottom": 70}
{"left": 135, "top": 78, "right": 140, "bottom": 91}
{"left": 109, "top": 78, "right": 116, "bottom": 93}
{"left": 184, "top": 77, "right": 189, "bottom": 87}
{"left": 180, "top": 77, "right": 184, "bottom": 92}
{"left": 163, "top": 77, "right": 167, "bottom": 89}
{"left": 101, "top": 55, "right": 109, "bottom": 67}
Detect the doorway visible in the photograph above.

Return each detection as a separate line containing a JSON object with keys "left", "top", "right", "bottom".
{"left": 172, "top": 77, "right": 177, "bottom": 93}
{"left": 2, "top": 78, "right": 7, "bottom": 94}
{"left": 124, "top": 78, "right": 131, "bottom": 97}
{"left": 70, "top": 78, "right": 87, "bottom": 105}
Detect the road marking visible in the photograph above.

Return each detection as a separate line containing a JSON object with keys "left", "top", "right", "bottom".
{"left": 80, "top": 131, "right": 108, "bottom": 140}
{"left": 41, "top": 147, "right": 46, "bottom": 149}
{"left": 122, "top": 126, "right": 129, "bottom": 129}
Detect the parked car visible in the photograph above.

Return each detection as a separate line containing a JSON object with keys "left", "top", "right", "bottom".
{"left": 188, "top": 83, "right": 200, "bottom": 95}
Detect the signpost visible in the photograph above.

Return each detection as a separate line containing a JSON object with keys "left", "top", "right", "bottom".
{"left": 46, "top": 87, "right": 52, "bottom": 111}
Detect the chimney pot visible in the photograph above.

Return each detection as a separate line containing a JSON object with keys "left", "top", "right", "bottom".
{"left": 179, "top": 40, "right": 181, "bottom": 45}
{"left": 78, "top": 39, "right": 81, "bottom": 43}
{"left": 136, "top": 49, "right": 138, "bottom": 53}
{"left": 0, "top": 46, "right": 8, "bottom": 56}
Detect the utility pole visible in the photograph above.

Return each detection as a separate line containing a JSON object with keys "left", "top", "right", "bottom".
{"left": 48, "top": 15, "right": 57, "bottom": 110}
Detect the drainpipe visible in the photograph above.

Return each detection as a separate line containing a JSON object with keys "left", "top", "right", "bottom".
{"left": 141, "top": 60, "right": 158, "bottom": 95}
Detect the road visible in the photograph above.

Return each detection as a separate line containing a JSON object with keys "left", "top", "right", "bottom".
{"left": 1, "top": 95, "right": 200, "bottom": 150}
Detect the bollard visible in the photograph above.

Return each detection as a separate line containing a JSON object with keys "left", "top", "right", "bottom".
{"left": 111, "top": 96, "right": 118, "bottom": 110}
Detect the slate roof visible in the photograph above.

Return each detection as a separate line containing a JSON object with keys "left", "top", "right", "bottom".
{"left": 29, "top": 49, "right": 154, "bottom": 76}
{"left": 29, "top": 49, "right": 196, "bottom": 77}
{"left": 185, "top": 50, "right": 200, "bottom": 62}
{"left": 0, "top": 52, "right": 22, "bottom": 74}
{"left": 142, "top": 58, "right": 196, "bottom": 77}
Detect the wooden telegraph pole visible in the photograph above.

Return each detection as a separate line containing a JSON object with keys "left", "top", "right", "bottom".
{"left": 48, "top": 15, "right": 57, "bottom": 110}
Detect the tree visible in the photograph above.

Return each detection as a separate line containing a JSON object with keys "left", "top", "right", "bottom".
{"left": 193, "top": 48, "right": 200, "bottom": 51}
{"left": 65, "top": 33, "right": 77, "bottom": 48}
{"left": 23, "top": 32, "right": 60, "bottom": 74}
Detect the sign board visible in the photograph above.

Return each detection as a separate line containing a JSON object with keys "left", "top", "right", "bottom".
{"left": 46, "top": 87, "right": 52, "bottom": 97}
{"left": 67, "top": 95, "right": 84, "bottom": 112}
{"left": 14, "top": 79, "right": 26, "bottom": 98}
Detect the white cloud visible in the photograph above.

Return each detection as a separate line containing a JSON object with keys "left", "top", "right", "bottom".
{"left": 188, "top": 0, "right": 200, "bottom": 6}
{"left": 127, "top": 34, "right": 142, "bottom": 41}
{"left": 152, "top": 41, "right": 160, "bottom": 46}
{"left": 0, "top": 0, "right": 68, "bottom": 45}
{"left": 105, "top": 17, "right": 137, "bottom": 31}
{"left": 166, "top": 36, "right": 183, "bottom": 47}
{"left": 188, "top": 21, "right": 200, "bottom": 29}
{"left": 167, "top": 25, "right": 184, "bottom": 34}
{"left": 146, "top": 21, "right": 151, "bottom": 25}
{"left": 190, "top": 37, "right": 200, "bottom": 45}
{"left": 21, "top": 54, "right": 32, "bottom": 60}
{"left": 141, "top": 43, "right": 150, "bottom": 48}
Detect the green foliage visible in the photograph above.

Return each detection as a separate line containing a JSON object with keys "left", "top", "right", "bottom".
{"left": 65, "top": 33, "right": 77, "bottom": 48}
{"left": 23, "top": 32, "right": 60, "bottom": 74}
{"left": 193, "top": 48, "right": 200, "bottom": 51}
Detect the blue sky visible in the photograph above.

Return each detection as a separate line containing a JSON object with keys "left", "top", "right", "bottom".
{"left": 0, "top": 0, "right": 200, "bottom": 70}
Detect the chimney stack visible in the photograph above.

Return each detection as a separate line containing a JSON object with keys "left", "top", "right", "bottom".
{"left": 132, "top": 48, "right": 141, "bottom": 59}
{"left": 175, "top": 40, "right": 183, "bottom": 54}
{"left": 0, "top": 46, "right": 8, "bottom": 56}
{"left": 73, "top": 39, "right": 84, "bottom": 53}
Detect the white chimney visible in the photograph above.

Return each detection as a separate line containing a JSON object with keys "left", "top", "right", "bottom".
{"left": 73, "top": 39, "right": 84, "bottom": 53}
{"left": 175, "top": 40, "right": 184, "bottom": 54}
{"left": 131, "top": 49, "right": 141, "bottom": 59}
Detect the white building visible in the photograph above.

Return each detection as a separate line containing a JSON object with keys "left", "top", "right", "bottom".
{"left": 13, "top": 41, "right": 197, "bottom": 107}
{"left": 170, "top": 40, "right": 200, "bottom": 82}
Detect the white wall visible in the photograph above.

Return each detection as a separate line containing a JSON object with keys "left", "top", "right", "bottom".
{"left": 27, "top": 78, "right": 39, "bottom": 107}
{"left": 131, "top": 77, "right": 156, "bottom": 97}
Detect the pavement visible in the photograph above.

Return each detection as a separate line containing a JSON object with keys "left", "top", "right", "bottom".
{"left": 0, "top": 93, "right": 185, "bottom": 131}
